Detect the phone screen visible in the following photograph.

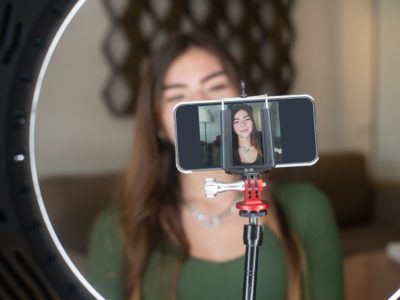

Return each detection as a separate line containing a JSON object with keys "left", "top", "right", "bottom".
{"left": 174, "top": 95, "right": 318, "bottom": 172}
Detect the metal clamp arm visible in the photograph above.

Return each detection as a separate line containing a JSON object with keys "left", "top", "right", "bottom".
{"left": 204, "top": 178, "right": 245, "bottom": 198}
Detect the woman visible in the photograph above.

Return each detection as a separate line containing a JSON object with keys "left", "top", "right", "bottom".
{"left": 88, "top": 32, "right": 343, "bottom": 300}
{"left": 231, "top": 104, "right": 263, "bottom": 165}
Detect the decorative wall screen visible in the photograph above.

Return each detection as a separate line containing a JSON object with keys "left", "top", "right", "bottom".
{"left": 102, "top": 0, "right": 295, "bottom": 116}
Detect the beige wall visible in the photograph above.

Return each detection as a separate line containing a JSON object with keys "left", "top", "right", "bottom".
{"left": 374, "top": 0, "right": 400, "bottom": 181}
{"left": 36, "top": 0, "right": 398, "bottom": 181}
{"left": 35, "top": 0, "right": 134, "bottom": 177}
{"left": 292, "top": 0, "right": 374, "bottom": 156}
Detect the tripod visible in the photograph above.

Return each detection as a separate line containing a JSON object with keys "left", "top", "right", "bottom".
{"left": 203, "top": 82, "right": 274, "bottom": 299}
{"left": 205, "top": 173, "right": 269, "bottom": 300}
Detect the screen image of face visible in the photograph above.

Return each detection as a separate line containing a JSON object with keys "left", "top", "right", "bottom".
{"left": 176, "top": 95, "right": 317, "bottom": 172}
{"left": 229, "top": 103, "right": 264, "bottom": 166}
{"left": 197, "top": 101, "right": 282, "bottom": 168}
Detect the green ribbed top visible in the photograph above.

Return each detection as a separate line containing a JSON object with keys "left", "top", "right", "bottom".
{"left": 87, "top": 183, "right": 343, "bottom": 300}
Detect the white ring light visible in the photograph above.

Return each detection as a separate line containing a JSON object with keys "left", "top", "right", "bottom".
{"left": 29, "top": 0, "right": 104, "bottom": 298}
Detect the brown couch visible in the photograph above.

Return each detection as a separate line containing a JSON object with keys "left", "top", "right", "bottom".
{"left": 41, "top": 173, "right": 119, "bottom": 274}
{"left": 272, "top": 152, "right": 400, "bottom": 255}
{"left": 40, "top": 152, "right": 400, "bottom": 275}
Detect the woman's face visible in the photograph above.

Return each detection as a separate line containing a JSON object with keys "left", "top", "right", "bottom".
{"left": 160, "top": 47, "right": 238, "bottom": 142}
{"left": 233, "top": 109, "right": 253, "bottom": 139}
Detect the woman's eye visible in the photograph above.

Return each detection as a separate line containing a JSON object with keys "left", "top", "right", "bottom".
{"left": 165, "top": 94, "right": 185, "bottom": 102}
{"left": 208, "top": 83, "right": 227, "bottom": 92}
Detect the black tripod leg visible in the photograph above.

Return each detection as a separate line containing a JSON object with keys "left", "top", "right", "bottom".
{"left": 242, "top": 222, "right": 264, "bottom": 300}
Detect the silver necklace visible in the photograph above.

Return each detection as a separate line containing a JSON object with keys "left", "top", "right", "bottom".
{"left": 184, "top": 199, "right": 238, "bottom": 229}
{"left": 239, "top": 145, "right": 251, "bottom": 154}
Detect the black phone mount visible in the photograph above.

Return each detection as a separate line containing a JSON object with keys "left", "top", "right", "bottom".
{"left": 221, "top": 83, "right": 276, "bottom": 174}
{"left": 204, "top": 81, "right": 276, "bottom": 300}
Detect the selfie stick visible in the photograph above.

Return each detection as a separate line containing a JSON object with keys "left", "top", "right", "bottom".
{"left": 205, "top": 174, "right": 269, "bottom": 300}
{"left": 235, "top": 173, "right": 269, "bottom": 300}
{"left": 205, "top": 85, "right": 275, "bottom": 300}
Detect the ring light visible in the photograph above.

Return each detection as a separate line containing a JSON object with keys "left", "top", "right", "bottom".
{"left": 0, "top": 0, "right": 102, "bottom": 298}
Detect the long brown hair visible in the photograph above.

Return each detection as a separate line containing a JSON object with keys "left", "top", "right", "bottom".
{"left": 121, "top": 32, "right": 303, "bottom": 300}
{"left": 121, "top": 32, "right": 241, "bottom": 299}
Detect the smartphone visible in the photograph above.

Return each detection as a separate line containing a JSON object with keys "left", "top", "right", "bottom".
{"left": 174, "top": 94, "right": 318, "bottom": 173}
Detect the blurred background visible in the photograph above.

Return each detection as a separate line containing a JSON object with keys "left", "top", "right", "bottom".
{"left": 33, "top": 0, "right": 400, "bottom": 299}
{"left": 35, "top": 0, "right": 400, "bottom": 179}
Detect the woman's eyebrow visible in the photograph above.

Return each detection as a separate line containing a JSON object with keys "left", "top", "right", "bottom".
{"left": 234, "top": 114, "right": 250, "bottom": 120}
{"left": 162, "top": 83, "right": 187, "bottom": 90}
{"left": 200, "top": 70, "right": 226, "bottom": 83}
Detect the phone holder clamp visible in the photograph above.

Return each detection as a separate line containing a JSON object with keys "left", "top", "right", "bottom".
{"left": 205, "top": 174, "right": 269, "bottom": 217}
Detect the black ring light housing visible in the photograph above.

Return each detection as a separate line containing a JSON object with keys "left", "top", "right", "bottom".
{"left": 0, "top": 0, "right": 100, "bottom": 299}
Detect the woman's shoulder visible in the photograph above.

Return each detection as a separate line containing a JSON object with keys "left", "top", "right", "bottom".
{"left": 273, "top": 182, "right": 337, "bottom": 236}
{"left": 93, "top": 206, "right": 122, "bottom": 231}
{"left": 274, "top": 181, "right": 331, "bottom": 213}
{"left": 87, "top": 206, "right": 124, "bottom": 299}
{"left": 274, "top": 182, "right": 344, "bottom": 299}
{"left": 89, "top": 206, "right": 123, "bottom": 254}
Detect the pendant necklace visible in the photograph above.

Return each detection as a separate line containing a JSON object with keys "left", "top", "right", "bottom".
{"left": 239, "top": 145, "right": 251, "bottom": 154}
{"left": 184, "top": 198, "right": 239, "bottom": 229}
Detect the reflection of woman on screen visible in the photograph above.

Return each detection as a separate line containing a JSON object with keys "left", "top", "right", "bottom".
{"left": 231, "top": 104, "right": 263, "bottom": 164}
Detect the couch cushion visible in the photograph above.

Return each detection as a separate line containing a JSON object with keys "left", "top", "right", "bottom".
{"left": 40, "top": 173, "right": 118, "bottom": 254}
{"left": 272, "top": 152, "right": 373, "bottom": 227}
{"left": 341, "top": 224, "right": 400, "bottom": 256}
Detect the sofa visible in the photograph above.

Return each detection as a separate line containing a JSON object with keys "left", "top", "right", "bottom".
{"left": 40, "top": 152, "right": 400, "bottom": 275}
{"left": 272, "top": 152, "right": 400, "bottom": 255}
